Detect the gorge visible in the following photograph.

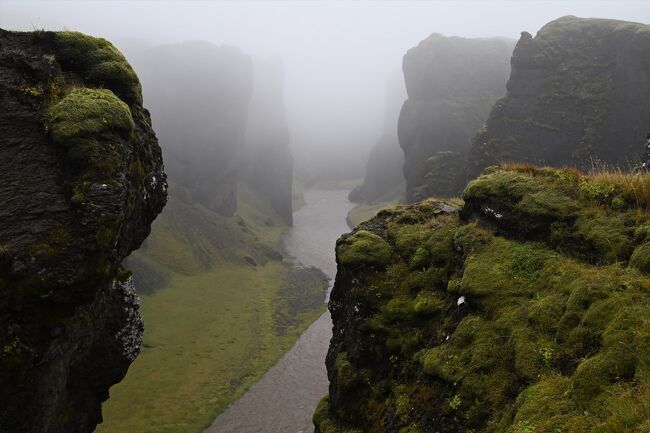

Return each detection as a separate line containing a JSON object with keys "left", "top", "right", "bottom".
{"left": 1, "top": 4, "right": 650, "bottom": 433}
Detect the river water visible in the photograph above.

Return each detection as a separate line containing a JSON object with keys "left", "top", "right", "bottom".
{"left": 204, "top": 188, "right": 354, "bottom": 433}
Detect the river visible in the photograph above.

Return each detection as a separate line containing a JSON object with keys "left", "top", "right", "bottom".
{"left": 204, "top": 188, "right": 354, "bottom": 433}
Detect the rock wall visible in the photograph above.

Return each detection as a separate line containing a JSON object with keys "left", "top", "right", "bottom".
{"left": 349, "top": 72, "right": 406, "bottom": 204}
{"left": 241, "top": 57, "right": 294, "bottom": 225}
{"left": 132, "top": 41, "right": 252, "bottom": 216}
{"left": 470, "top": 16, "right": 650, "bottom": 176}
{"left": 315, "top": 164, "right": 650, "bottom": 433}
{"left": 398, "top": 34, "right": 514, "bottom": 202}
{"left": 0, "top": 29, "right": 166, "bottom": 433}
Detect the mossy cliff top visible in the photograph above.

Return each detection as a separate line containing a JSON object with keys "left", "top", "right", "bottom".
{"left": 0, "top": 29, "right": 165, "bottom": 433}
{"left": 316, "top": 165, "right": 650, "bottom": 433}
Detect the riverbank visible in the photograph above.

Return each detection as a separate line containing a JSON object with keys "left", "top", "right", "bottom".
{"left": 96, "top": 186, "right": 328, "bottom": 433}
{"left": 205, "top": 188, "right": 355, "bottom": 433}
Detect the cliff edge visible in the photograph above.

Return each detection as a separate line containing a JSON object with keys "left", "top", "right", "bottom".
{"left": 0, "top": 29, "right": 166, "bottom": 432}
{"left": 316, "top": 164, "right": 650, "bottom": 433}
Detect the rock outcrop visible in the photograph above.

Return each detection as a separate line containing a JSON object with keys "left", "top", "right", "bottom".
{"left": 131, "top": 41, "right": 252, "bottom": 216}
{"left": 316, "top": 164, "right": 650, "bottom": 433}
{"left": 241, "top": 57, "right": 294, "bottom": 225}
{"left": 470, "top": 16, "right": 650, "bottom": 176}
{"left": 398, "top": 34, "right": 514, "bottom": 202}
{"left": 0, "top": 29, "right": 166, "bottom": 433}
{"left": 349, "top": 73, "right": 406, "bottom": 204}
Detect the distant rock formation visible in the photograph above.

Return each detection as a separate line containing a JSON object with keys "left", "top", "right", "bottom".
{"left": 132, "top": 41, "right": 252, "bottom": 216}
{"left": 316, "top": 164, "right": 650, "bottom": 433}
{"left": 470, "top": 16, "right": 650, "bottom": 176}
{"left": 349, "top": 72, "right": 406, "bottom": 204}
{"left": 399, "top": 34, "right": 515, "bottom": 201}
{"left": 242, "top": 57, "right": 294, "bottom": 225}
{"left": 0, "top": 29, "right": 166, "bottom": 433}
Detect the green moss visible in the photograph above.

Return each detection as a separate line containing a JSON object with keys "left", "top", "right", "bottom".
{"left": 47, "top": 87, "right": 133, "bottom": 174}
{"left": 54, "top": 31, "right": 142, "bottom": 105}
{"left": 313, "top": 396, "right": 362, "bottom": 433}
{"left": 337, "top": 230, "right": 392, "bottom": 268}
{"left": 629, "top": 242, "right": 650, "bottom": 274}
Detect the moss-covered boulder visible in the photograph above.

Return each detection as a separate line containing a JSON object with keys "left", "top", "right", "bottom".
{"left": 316, "top": 165, "right": 650, "bottom": 433}
{"left": 0, "top": 28, "right": 166, "bottom": 433}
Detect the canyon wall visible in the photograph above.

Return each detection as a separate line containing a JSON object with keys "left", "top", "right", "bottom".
{"left": 470, "top": 16, "right": 650, "bottom": 176}
{"left": 398, "top": 34, "right": 514, "bottom": 201}
{"left": 0, "top": 29, "right": 166, "bottom": 433}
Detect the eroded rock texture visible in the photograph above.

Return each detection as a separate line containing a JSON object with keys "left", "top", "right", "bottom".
{"left": 0, "top": 29, "right": 166, "bottom": 433}
{"left": 398, "top": 34, "right": 514, "bottom": 202}
{"left": 470, "top": 16, "right": 650, "bottom": 176}
{"left": 132, "top": 41, "right": 252, "bottom": 216}
{"left": 316, "top": 165, "right": 650, "bottom": 433}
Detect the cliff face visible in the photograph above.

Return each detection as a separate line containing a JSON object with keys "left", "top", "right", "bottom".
{"left": 0, "top": 29, "right": 166, "bottom": 433}
{"left": 316, "top": 165, "right": 650, "bottom": 433}
{"left": 398, "top": 34, "right": 514, "bottom": 202}
{"left": 470, "top": 16, "right": 650, "bottom": 175}
{"left": 241, "top": 57, "right": 294, "bottom": 225}
{"left": 132, "top": 41, "right": 252, "bottom": 216}
{"left": 349, "top": 73, "right": 406, "bottom": 204}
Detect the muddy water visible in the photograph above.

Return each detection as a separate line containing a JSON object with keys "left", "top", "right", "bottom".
{"left": 204, "top": 188, "right": 354, "bottom": 433}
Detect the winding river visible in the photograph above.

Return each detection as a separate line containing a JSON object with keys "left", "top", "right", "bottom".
{"left": 204, "top": 188, "right": 354, "bottom": 433}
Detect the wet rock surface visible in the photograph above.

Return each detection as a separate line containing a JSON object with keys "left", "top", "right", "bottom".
{"left": 0, "top": 29, "right": 165, "bottom": 433}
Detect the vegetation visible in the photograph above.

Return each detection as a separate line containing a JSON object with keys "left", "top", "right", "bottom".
{"left": 47, "top": 88, "right": 133, "bottom": 171}
{"left": 97, "top": 186, "right": 326, "bottom": 433}
{"left": 53, "top": 31, "right": 142, "bottom": 105}
{"left": 318, "top": 165, "right": 650, "bottom": 433}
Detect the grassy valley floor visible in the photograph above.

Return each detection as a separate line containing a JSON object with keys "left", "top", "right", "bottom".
{"left": 96, "top": 185, "right": 326, "bottom": 433}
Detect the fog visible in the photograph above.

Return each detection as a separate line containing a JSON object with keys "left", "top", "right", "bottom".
{"left": 1, "top": 1, "right": 648, "bottom": 180}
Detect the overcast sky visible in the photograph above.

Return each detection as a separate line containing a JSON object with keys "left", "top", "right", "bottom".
{"left": 2, "top": 1, "right": 648, "bottom": 177}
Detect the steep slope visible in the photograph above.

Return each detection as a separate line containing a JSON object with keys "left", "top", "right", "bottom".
{"left": 399, "top": 34, "right": 514, "bottom": 201}
{"left": 470, "top": 16, "right": 650, "bottom": 175}
{"left": 316, "top": 165, "right": 650, "bottom": 433}
{"left": 130, "top": 41, "right": 252, "bottom": 216}
{"left": 0, "top": 29, "right": 166, "bottom": 433}
{"left": 241, "top": 57, "right": 294, "bottom": 225}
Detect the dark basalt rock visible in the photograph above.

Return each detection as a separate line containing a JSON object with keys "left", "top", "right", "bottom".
{"left": 0, "top": 29, "right": 166, "bottom": 433}
{"left": 399, "top": 34, "right": 514, "bottom": 201}
{"left": 470, "top": 16, "right": 650, "bottom": 176}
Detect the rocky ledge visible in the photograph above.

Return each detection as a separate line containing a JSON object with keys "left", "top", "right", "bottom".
{"left": 316, "top": 164, "right": 650, "bottom": 433}
{"left": 0, "top": 29, "right": 166, "bottom": 432}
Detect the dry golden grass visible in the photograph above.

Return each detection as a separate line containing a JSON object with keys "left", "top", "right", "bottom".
{"left": 499, "top": 161, "right": 650, "bottom": 210}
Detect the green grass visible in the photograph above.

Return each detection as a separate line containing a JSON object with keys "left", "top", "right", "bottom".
{"left": 96, "top": 185, "right": 326, "bottom": 433}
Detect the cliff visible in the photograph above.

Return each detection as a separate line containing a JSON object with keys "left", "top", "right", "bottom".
{"left": 241, "top": 57, "right": 294, "bottom": 225}
{"left": 470, "top": 16, "right": 650, "bottom": 175}
{"left": 349, "top": 72, "right": 406, "bottom": 205}
{"left": 398, "top": 34, "right": 514, "bottom": 202}
{"left": 131, "top": 41, "right": 252, "bottom": 216}
{"left": 0, "top": 29, "right": 166, "bottom": 433}
{"left": 316, "top": 164, "right": 650, "bottom": 433}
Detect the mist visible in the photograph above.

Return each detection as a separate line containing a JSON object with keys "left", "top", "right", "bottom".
{"left": 2, "top": 0, "right": 647, "bottom": 181}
